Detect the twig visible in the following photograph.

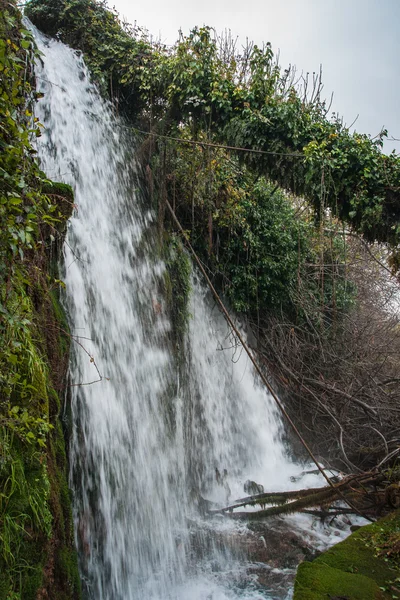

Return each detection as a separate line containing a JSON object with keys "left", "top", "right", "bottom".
{"left": 46, "top": 323, "right": 109, "bottom": 386}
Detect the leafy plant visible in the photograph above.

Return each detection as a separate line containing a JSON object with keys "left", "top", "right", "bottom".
{"left": 0, "top": 5, "right": 80, "bottom": 597}
{"left": 26, "top": 0, "right": 400, "bottom": 254}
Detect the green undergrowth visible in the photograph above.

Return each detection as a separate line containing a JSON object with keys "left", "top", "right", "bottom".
{"left": 1, "top": 2, "right": 80, "bottom": 597}
{"left": 294, "top": 511, "right": 400, "bottom": 600}
{"left": 0, "top": 265, "right": 81, "bottom": 600}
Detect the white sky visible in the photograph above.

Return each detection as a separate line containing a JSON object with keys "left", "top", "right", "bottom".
{"left": 110, "top": 0, "right": 400, "bottom": 153}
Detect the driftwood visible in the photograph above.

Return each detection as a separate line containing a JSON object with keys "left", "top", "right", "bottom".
{"left": 208, "top": 470, "right": 400, "bottom": 521}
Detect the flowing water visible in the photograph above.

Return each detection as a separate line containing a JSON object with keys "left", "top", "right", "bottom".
{"left": 31, "top": 27, "right": 349, "bottom": 600}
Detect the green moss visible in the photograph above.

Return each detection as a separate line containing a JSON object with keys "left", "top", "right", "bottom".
{"left": 314, "top": 523, "right": 397, "bottom": 585}
{"left": 25, "top": 0, "right": 156, "bottom": 119}
{"left": 295, "top": 562, "right": 386, "bottom": 600}
{"left": 294, "top": 511, "right": 400, "bottom": 600}
{"left": 0, "top": 4, "right": 80, "bottom": 598}
{"left": 49, "top": 289, "right": 70, "bottom": 356}
{"left": 41, "top": 181, "right": 74, "bottom": 201}
{"left": 56, "top": 547, "right": 81, "bottom": 599}
{"left": 41, "top": 180, "right": 74, "bottom": 224}
{"left": 49, "top": 289, "right": 68, "bottom": 329}
{"left": 164, "top": 235, "right": 191, "bottom": 345}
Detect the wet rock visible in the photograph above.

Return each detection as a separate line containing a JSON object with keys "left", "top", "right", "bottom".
{"left": 187, "top": 515, "right": 317, "bottom": 596}
{"left": 244, "top": 521, "right": 316, "bottom": 568}
{"left": 244, "top": 479, "right": 264, "bottom": 495}
{"left": 189, "top": 517, "right": 316, "bottom": 565}
{"left": 189, "top": 490, "right": 218, "bottom": 516}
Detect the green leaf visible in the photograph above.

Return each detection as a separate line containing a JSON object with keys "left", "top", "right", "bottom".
{"left": 8, "top": 354, "right": 18, "bottom": 366}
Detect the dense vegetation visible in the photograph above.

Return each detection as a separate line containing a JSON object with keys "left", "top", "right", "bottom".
{"left": 0, "top": 2, "right": 80, "bottom": 598}
{"left": 0, "top": 0, "right": 397, "bottom": 595}
{"left": 25, "top": 0, "right": 400, "bottom": 475}
{"left": 25, "top": 0, "right": 400, "bottom": 251}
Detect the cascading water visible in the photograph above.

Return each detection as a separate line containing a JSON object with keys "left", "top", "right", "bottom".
{"left": 31, "top": 26, "right": 347, "bottom": 600}
{"left": 185, "top": 277, "right": 293, "bottom": 501}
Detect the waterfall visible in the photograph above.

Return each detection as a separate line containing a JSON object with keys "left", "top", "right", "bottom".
{"left": 32, "top": 27, "right": 330, "bottom": 600}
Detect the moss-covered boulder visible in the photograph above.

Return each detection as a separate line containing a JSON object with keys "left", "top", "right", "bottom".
{"left": 294, "top": 511, "right": 400, "bottom": 600}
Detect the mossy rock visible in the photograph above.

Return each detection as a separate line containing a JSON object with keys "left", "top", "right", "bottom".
{"left": 164, "top": 236, "right": 191, "bottom": 344}
{"left": 294, "top": 562, "right": 386, "bottom": 600}
{"left": 42, "top": 180, "right": 74, "bottom": 235}
{"left": 294, "top": 511, "right": 400, "bottom": 600}
{"left": 41, "top": 180, "right": 73, "bottom": 198}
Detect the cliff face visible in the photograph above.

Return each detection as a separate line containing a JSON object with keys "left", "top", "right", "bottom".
{"left": 0, "top": 2, "right": 80, "bottom": 598}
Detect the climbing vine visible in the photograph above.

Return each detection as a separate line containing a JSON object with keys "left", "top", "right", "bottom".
{"left": 0, "top": 3, "right": 80, "bottom": 597}
{"left": 26, "top": 0, "right": 400, "bottom": 253}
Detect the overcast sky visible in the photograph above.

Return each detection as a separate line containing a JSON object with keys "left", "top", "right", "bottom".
{"left": 109, "top": 0, "right": 399, "bottom": 153}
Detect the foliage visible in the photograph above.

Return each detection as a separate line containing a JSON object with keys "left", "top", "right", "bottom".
{"left": 0, "top": 265, "right": 80, "bottom": 599}
{"left": 0, "top": 284, "right": 53, "bottom": 597}
{"left": 24, "top": 0, "right": 400, "bottom": 325}
{"left": 25, "top": 1, "right": 400, "bottom": 475}
{"left": 226, "top": 109, "right": 400, "bottom": 246}
{"left": 1, "top": 281, "right": 51, "bottom": 444}
{"left": 26, "top": 0, "right": 400, "bottom": 251}
{"left": 0, "top": 3, "right": 80, "bottom": 597}
{"left": 0, "top": 4, "right": 61, "bottom": 274}
{"left": 0, "top": 0, "right": 62, "bottom": 453}
{"left": 25, "top": 0, "right": 163, "bottom": 117}
{"left": 159, "top": 129, "right": 351, "bottom": 320}
{"left": 212, "top": 179, "right": 310, "bottom": 312}
{"left": 160, "top": 27, "right": 235, "bottom": 128}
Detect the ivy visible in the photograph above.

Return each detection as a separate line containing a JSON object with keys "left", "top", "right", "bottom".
{"left": 27, "top": 0, "right": 400, "bottom": 255}
{"left": 214, "top": 179, "right": 311, "bottom": 312}
{"left": 0, "top": 5, "right": 78, "bottom": 597}
{"left": 0, "top": 6, "right": 61, "bottom": 274}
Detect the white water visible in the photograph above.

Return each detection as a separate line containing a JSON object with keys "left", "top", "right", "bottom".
{"left": 31, "top": 27, "right": 349, "bottom": 600}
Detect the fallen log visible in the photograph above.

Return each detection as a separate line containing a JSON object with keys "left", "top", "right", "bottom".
{"left": 208, "top": 470, "right": 399, "bottom": 520}
{"left": 208, "top": 486, "right": 335, "bottom": 514}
